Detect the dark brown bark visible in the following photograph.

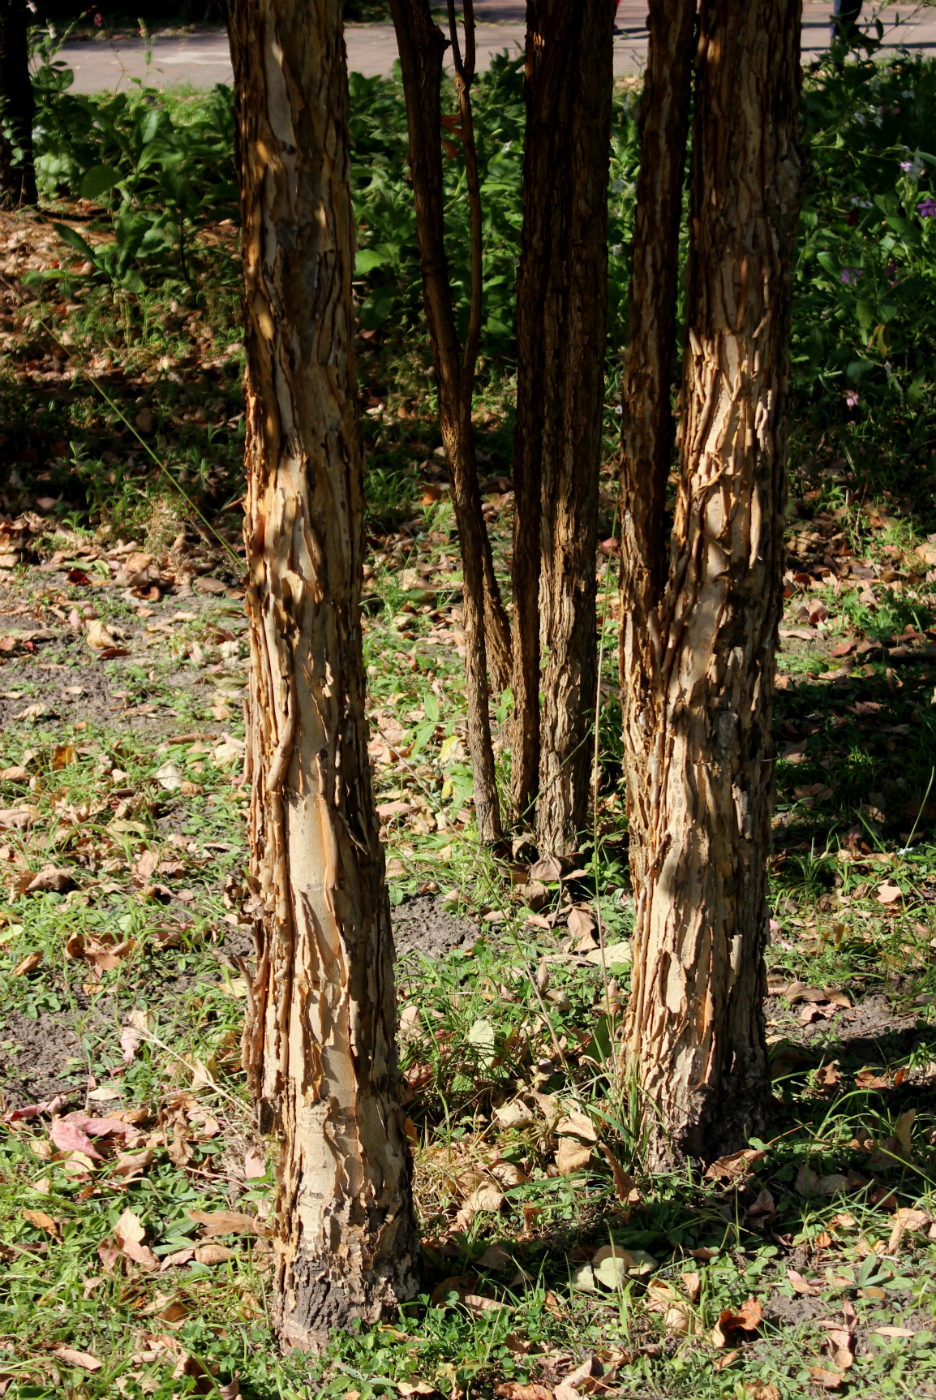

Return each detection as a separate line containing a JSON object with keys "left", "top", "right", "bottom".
{"left": 510, "top": 0, "right": 613, "bottom": 854}
{"left": 0, "top": 0, "right": 37, "bottom": 209}
{"left": 230, "top": 0, "right": 419, "bottom": 1347}
{"left": 621, "top": 0, "right": 802, "bottom": 1166}
{"left": 390, "top": 0, "right": 510, "bottom": 843}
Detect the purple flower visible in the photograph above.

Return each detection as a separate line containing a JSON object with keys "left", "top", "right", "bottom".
{"left": 840, "top": 267, "right": 862, "bottom": 284}
{"left": 918, "top": 197, "right": 936, "bottom": 218}
{"left": 845, "top": 389, "right": 860, "bottom": 409}
{"left": 93, "top": 10, "right": 102, "bottom": 24}
{"left": 901, "top": 160, "right": 913, "bottom": 171}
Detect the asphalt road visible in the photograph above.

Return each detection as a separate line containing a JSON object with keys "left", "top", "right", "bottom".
{"left": 54, "top": 2, "right": 936, "bottom": 93}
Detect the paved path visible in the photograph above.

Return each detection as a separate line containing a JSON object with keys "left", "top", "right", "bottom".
{"left": 54, "top": 3, "right": 936, "bottom": 94}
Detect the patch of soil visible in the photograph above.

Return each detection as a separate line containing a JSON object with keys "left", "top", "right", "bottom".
{"left": 0, "top": 908, "right": 463, "bottom": 1110}
{"left": 767, "top": 986, "right": 932, "bottom": 1063}
{"left": 0, "top": 1009, "right": 93, "bottom": 1108}
{"left": 0, "top": 567, "right": 245, "bottom": 737}
{"left": 391, "top": 894, "right": 478, "bottom": 961}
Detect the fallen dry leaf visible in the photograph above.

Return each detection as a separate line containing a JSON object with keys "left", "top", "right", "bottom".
{"left": 243, "top": 1145, "right": 266, "bottom": 1179}
{"left": 114, "top": 1207, "right": 158, "bottom": 1270}
{"left": 84, "top": 617, "right": 119, "bottom": 650}
{"left": 187, "top": 1209, "right": 268, "bottom": 1237}
{"left": 52, "top": 1346, "right": 102, "bottom": 1371}
{"left": 704, "top": 1147, "right": 766, "bottom": 1183}
{"left": 556, "top": 1108, "right": 599, "bottom": 1143}
{"left": 598, "top": 1141, "right": 638, "bottom": 1204}
{"left": 876, "top": 880, "right": 903, "bottom": 906}
{"left": 494, "top": 1387, "right": 553, "bottom": 1400}
{"left": 786, "top": 1268, "right": 820, "bottom": 1296}
{"left": 50, "top": 1116, "right": 103, "bottom": 1161}
{"left": 21, "top": 1208, "right": 59, "bottom": 1236}
{"left": 12, "top": 950, "right": 43, "bottom": 976}
{"left": 557, "top": 1137, "right": 593, "bottom": 1175}
{"left": 888, "top": 1207, "right": 931, "bottom": 1253}
{"left": 711, "top": 1297, "right": 762, "bottom": 1347}
{"left": 25, "top": 866, "right": 75, "bottom": 894}
{"left": 194, "top": 1243, "right": 234, "bottom": 1265}
{"left": 809, "top": 1367, "right": 845, "bottom": 1390}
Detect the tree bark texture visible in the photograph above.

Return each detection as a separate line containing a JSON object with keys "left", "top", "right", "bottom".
{"left": 622, "top": 0, "right": 802, "bottom": 1167}
{"left": 390, "top": 0, "right": 511, "bottom": 843}
{"left": 618, "top": 0, "right": 696, "bottom": 898}
{"left": 0, "top": 0, "right": 37, "bottom": 209}
{"left": 510, "top": 0, "right": 612, "bottom": 854}
{"left": 229, "top": 0, "right": 419, "bottom": 1347}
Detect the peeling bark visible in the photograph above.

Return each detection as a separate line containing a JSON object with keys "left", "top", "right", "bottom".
{"left": 621, "top": 0, "right": 802, "bottom": 1166}
{"left": 390, "top": 0, "right": 510, "bottom": 843}
{"left": 229, "top": 0, "right": 419, "bottom": 1347}
{"left": 0, "top": 0, "right": 36, "bottom": 210}
{"left": 511, "top": 0, "right": 613, "bottom": 853}
{"left": 618, "top": 0, "right": 697, "bottom": 896}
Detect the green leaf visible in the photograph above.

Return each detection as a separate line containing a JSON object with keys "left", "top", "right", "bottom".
{"left": 79, "top": 164, "right": 122, "bottom": 201}
{"left": 855, "top": 298, "right": 876, "bottom": 332}
{"left": 355, "top": 246, "right": 387, "bottom": 276}
{"left": 50, "top": 222, "right": 97, "bottom": 263}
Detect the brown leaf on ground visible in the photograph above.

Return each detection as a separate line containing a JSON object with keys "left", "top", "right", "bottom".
{"left": 704, "top": 1147, "right": 766, "bottom": 1182}
{"left": 710, "top": 1297, "right": 762, "bottom": 1347}
{"left": 52, "top": 1346, "right": 102, "bottom": 1371}
{"left": 243, "top": 1145, "right": 266, "bottom": 1179}
{"left": 12, "top": 950, "right": 43, "bottom": 976}
{"left": 894, "top": 1109, "right": 915, "bottom": 1158}
{"left": 888, "top": 1207, "right": 931, "bottom": 1252}
{"left": 66, "top": 931, "right": 133, "bottom": 971}
{"left": 554, "top": 1356, "right": 604, "bottom": 1400}
{"left": 556, "top": 1109, "right": 598, "bottom": 1143}
{"left": 50, "top": 1116, "right": 103, "bottom": 1161}
{"left": 786, "top": 1269, "right": 820, "bottom": 1295}
{"left": 194, "top": 1243, "right": 234, "bottom": 1265}
{"left": 556, "top": 1138, "right": 593, "bottom": 1175}
{"left": 598, "top": 1142, "right": 638, "bottom": 1204}
{"left": 25, "top": 866, "right": 75, "bottom": 894}
{"left": 809, "top": 1368, "right": 845, "bottom": 1390}
{"left": 186, "top": 1209, "right": 269, "bottom": 1237}
{"left": 21, "top": 1209, "right": 59, "bottom": 1236}
{"left": 494, "top": 1387, "right": 553, "bottom": 1400}
{"left": 114, "top": 1207, "right": 158, "bottom": 1270}
{"left": 84, "top": 618, "right": 118, "bottom": 650}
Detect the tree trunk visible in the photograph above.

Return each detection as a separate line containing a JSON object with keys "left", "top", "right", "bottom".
{"left": 0, "top": 0, "right": 37, "bottom": 210}
{"left": 618, "top": 0, "right": 697, "bottom": 930}
{"left": 622, "top": 0, "right": 802, "bottom": 1167}
{"left": 229, "top": 0, "right": 419, "bottom": 1347}
{"left": 511, "top": 0, "right": 613, "bottom": 854}
{"left": 390, "top": 0, "right": 509, "bottom": 843}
